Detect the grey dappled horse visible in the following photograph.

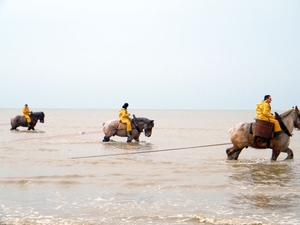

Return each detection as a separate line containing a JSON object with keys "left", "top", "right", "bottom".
{"left": 10, "top": 112, "right": 45, "bottom": 131}
{"left": 226, "top": 106, "right": 300, "bottom": 161}
{"left": 102, "top": 115, "right": 154, "bottom": 142}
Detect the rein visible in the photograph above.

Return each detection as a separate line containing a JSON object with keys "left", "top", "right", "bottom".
{"left": 275, "top": 112, "right": 292, "bottom": 137}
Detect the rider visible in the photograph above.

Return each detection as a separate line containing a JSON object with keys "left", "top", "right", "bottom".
{"left": 22, "top": 104, "right": 31, "bottom": 128}
{"left": 119, "top": 103, "right": 132, "bottom": 137}
{"left": 256, "top": 95, "right": 282, "bottom": 138}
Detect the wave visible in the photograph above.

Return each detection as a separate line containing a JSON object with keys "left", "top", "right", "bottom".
{"left": 0, "top": 214, "right": 273, "bottom": 225}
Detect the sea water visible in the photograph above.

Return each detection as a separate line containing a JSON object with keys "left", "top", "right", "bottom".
{"left": 1, "top": 109, "right": 300, "bottom": 225}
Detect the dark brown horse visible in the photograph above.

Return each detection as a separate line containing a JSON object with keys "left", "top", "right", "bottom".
{"left": 10, "top": 112, "right": 45, "bottom": 131}
{"left": 226, "top": 106, "right": 300, "bottom": 161}
{"left": 102, "top": 114, "right": 154, "bottom": 142}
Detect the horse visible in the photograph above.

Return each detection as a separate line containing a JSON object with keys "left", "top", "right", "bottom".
{"left": 10, "top": 112, "right": 45, "bottom": 131}
{"left": 226, "top": 106, "right": 300, "bottom": 161}
{"left": 102, "top": 114, "right": 154, "bottom": 142}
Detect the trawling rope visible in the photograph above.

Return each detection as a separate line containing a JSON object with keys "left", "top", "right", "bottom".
{"left": 71, "top": 142, "right": 232, "bottom": 159}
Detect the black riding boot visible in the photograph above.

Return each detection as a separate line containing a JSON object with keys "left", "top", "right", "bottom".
{"left": 27, "top": 122, "right": 31, "bottom": 130}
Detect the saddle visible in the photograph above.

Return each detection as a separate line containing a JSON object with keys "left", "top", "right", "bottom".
{"left": 250, "top": 112, "right": 292, "bottom": 143}
{"left": 249, "top": 119, "right": 274, "bottom": 148}
{"left": 252, "top": 119, "right": 274, "bottom": 140}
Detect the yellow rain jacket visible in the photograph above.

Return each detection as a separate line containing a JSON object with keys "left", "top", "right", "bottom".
{"left": 22, "top": 106, "right": 31, "bottom": 123}
{"left": 119, "top": 108, "right": 132, "bottom": 131}
{"left": 256, "top": 100, "right": 281, "bottom": 132}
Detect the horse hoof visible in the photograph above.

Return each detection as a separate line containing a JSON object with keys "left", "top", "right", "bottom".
{"left": 102, "top": 136, "right": 110, "bottom": 142}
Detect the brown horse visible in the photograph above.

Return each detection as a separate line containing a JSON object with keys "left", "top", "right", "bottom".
{"left": 10, "top": 112, "right": 45, "bottom": 131}
{"left": 102, "top": 114, "right": 154, "bottom": 142}
{"left": 226, "top": 106, "right": 300, "bottom": 161}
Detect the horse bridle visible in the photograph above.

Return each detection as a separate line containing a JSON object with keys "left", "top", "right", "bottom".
{"left": 133, "top": 120, "right": 152, "bottom": 134}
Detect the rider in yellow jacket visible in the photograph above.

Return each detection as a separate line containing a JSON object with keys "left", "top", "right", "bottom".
{"left": 22, "top": 104, "right": 31, "bottom": 128}
{"left": 256, "top": 95, "right": 281, "bottom": 137}
{"left": 119, "top": 103, "right": 132, "bottom": 137}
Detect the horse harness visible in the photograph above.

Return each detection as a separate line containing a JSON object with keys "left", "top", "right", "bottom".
{"left": 118, "top": 118, "right": 143, "bottom": 133}
{"left": 274, "top": 112, "right": 292, "bottom": 137}
{"left": 132, "top": 118, "right": 142, "bottom": 133}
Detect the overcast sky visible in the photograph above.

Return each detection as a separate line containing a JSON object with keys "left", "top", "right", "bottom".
{"left": 1, "top": 0, "right": 299, "bottom": 110}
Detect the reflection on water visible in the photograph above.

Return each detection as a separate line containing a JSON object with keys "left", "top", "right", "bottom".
{"left": 10, "top": 129, "right": 46, "bottom": 134}
{"left": 102, "top": 140, "right": 154, "bottom": 152}
{"left": 233, "top": 193, "right": 298, "bottom": 210}
{"left": 229, "top": 161, "right": 296, "bottom": 187}
{"left": 227, "top": 160, "right": 300, "bottom": 221}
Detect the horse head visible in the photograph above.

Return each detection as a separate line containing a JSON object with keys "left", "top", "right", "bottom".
{"left": 133, "top": 114, "right": 154, "bottom": 137}
{"left": 31, "top": 112, "right": 45, "bottom": 123}
{"left": 294, "top": 106, "right": 300, "bottom": 129}
{"left": 143, "top": 119, "right": 154, "bottom": 137}
{"left": 278, "top": 106, "right": 300, "bottom": 135}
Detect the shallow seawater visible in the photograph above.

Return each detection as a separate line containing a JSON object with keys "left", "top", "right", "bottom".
{"left": 1, "top": 108, "right": 300, "bottom": 225}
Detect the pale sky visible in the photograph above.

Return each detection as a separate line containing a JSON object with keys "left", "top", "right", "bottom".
{"left": 1, "top": 0, "right": 299, "bottom": 110}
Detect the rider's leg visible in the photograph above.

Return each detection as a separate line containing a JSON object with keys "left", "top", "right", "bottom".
{"left": 269, "top": 117, "right": 281, "bottom": 137}
{"left": 125, "top": 121, "right": 132, "bottom": 137}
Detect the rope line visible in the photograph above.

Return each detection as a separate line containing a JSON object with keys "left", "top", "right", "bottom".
{"left": 71, "top": 142, "right": 232, "bottom": 159}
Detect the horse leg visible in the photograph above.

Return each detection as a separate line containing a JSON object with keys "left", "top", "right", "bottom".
{"left": 132, "top": 134, "right": 139, "bottom": 142}
{"left": 10, "top": 123, "right": 19, "bottom": 130}
{"left": 281, "top": 147, "right": 294, "bottom": 160}
{"left": 271, "top": 147, "right": 281, "bottom": 161}
{"left": 226, "top": 146, "right": 244, "bottom": 160}
{"left": 130, "top": 132, "right": 140, "bottom": 142}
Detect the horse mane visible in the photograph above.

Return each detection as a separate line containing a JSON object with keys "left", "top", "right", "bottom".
{"left": 280, "top": 108, "right": 294, "bottom": 119}
{"left": 136, "top": 117, "right": 151, "bottom": 123}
